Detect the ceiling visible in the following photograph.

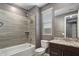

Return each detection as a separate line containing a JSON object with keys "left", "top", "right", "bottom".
{"left": 13, "top": 3, "right": 47, "bottom": 10}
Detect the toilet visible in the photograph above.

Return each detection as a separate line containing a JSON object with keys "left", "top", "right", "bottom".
{"left": 35, "top": 40, "right": 49, "bottom": 55}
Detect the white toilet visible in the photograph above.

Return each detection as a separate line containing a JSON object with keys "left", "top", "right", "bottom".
{"left": 35, "top": 40, "right": 49, "bottom": 55}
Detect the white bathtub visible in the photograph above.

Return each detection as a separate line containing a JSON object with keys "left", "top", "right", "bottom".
{"left": 0, "top": 43, "right": 35, "bottom": 56}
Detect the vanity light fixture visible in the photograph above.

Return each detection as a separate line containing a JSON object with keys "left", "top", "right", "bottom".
{"left": 70, "top": 15, "right": 73, "bottom": 18}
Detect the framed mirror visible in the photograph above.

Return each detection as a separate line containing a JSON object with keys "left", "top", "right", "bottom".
{"left": 64, "top": 14, "right": 78, "bottom": 38}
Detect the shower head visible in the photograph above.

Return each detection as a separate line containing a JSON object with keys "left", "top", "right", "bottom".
{"left": 26, "top": 12, "right": 33, "bottom": 24}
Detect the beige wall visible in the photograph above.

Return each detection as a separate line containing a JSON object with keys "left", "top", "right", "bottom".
{"left": 53, "top": 3, "right": 79, "bottom": 10}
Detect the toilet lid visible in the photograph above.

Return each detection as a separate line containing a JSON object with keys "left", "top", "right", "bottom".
{"left": 35, "top": 48, "right": 45, "bottom": 52}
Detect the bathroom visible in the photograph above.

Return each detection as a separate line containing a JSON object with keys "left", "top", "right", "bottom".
{"left": 1, "top": 3, "right": 79, "bottom": 56}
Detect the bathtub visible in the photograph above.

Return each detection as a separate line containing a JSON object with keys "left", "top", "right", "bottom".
{"left": 0, "top": 43, "right": 35, "bottom": 56}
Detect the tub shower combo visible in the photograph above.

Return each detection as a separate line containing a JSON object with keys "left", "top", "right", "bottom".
{"left": 0, "top": 8, "right": 35, "bottom": 56}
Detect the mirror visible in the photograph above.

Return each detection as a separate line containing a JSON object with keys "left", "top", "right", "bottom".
{"left": 54, "top": 3, "right": 79, "bottom": 38}
{"left": 65, "top": 14, "right": 77, "bottom": 38}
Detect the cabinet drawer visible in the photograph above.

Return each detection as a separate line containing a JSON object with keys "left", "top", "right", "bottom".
{"left": 49, "top": 43, "right": 63, "bottom": 49}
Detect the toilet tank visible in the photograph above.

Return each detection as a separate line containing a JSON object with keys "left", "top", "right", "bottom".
{"left": 41, "top": 40, "right": 48, "bottom": 49}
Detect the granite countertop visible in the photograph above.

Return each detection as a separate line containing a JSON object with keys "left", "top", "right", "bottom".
{"left": 49, "top": 37, "right": 79, "bottom": 48}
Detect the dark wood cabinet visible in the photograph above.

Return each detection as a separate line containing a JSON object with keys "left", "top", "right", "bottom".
{"left": 49, "top": 42, "right": 79, "bottom": 56}
{"left": 50, "top": 47, "right": 62, "bottom": 56}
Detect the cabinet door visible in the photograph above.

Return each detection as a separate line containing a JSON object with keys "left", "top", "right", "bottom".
{"left": 50, "top": 47, "right": 62, "bottom": 56}
{"left": 63, "top": 51, "right": 79, "bottom": 56}
{"left": 63, "top": 51, "right": 72, "bottom": 56}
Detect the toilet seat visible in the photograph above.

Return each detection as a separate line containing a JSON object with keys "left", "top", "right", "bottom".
{"left": 35, "top": 48, "right": 45, "bottom": 52}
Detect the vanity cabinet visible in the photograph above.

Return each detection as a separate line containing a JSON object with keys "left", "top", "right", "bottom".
{"left": 49, "top": 46, "right": 62, "bottom": 56}
{"left": 49, "top": 42, "right": 79, "bottom": 56}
